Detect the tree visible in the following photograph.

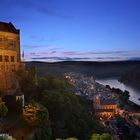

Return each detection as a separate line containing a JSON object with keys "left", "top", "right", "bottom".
{"left": 0, "top": 138, "right": 16, "bottom": 140}
{"left": 101, "top": 133, "right": 114, "bottom": 140}
{"left": 90, "top": 134, "right": 101, "bottom": 140}
{"left": 32, "top": 105, "right": 52, "bottom": 140}
{"left": 90, "top": 133, "right": 114, "bottom": 140}
{"left": 21, "top": 73, "right": 104, "bottom": 140}
{"left": 55, "top": 138, "right": 79, "bottom": 140}
{"left": 17, "top": 67, "right": 38, "bottom": 100}
{"left": 23, "top": 102, "right": 40, "bottom": 126}
{"left": 0, "top": 98, "right": 8, "bottom": 118}
{"left": 0, "top": 138, "right": 5, "bottom": 140}
{"left": 105, "top": 85, "right": 111, "bottom": 89}
{"left": 66, "top": 138, "right": 79, "bottom": 140}
{"left": 23, "top": 101, "right": 52, "bottom": 140}
{"left": 39, "top": 89, "right": 103, "bottom": 140}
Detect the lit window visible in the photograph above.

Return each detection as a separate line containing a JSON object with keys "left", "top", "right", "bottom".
{"left": 11, "top": 56, "right": 15, "bottom": 62}
{"left": 5, "top": 56, "right": 9, "bottom": 62}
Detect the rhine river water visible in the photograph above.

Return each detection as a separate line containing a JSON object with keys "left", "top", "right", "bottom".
{"left": 97, "top": 78, "right": 140, "bottom": 105}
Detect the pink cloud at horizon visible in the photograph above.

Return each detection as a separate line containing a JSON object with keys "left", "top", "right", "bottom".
{"left": 24, "top": 50, "right": 140, "bottom": 59}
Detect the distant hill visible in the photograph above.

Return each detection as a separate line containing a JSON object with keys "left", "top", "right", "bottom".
{"left": 25, "top": 61, "right": 140, "bottom": 79}
{"left": 120, "top": 65, "right": 140, "bottom": 85}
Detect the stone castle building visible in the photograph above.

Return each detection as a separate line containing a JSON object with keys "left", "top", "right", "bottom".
{"left": 0, "top": 21, "right": 24, "bottom": 94}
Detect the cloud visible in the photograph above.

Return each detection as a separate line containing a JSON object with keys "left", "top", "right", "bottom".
{"left": 30, "top": 56, "right": 140, "bottom": 62}
{"left": 49, "top": 47, "right": 62, "bottom": 51}
{"left": 26, "top": 50, "right": 140, "bottom": 57}
{"left": 60, "top": 50, "right": 138, "bottom": 56}
{"left": 24, "top": 50, "right": 140, "bottom": 62}
{"left": 31, "top": 56, "right": 90, "bottom": 61}
{"left": 61, "top": 51, "right": 78, "bottom": 56}
{"left": 29, "top": 35, "right": 45, "bottom": 42}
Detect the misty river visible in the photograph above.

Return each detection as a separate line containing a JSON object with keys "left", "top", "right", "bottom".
{"left": 97, "top": 78, "right": 140, "bottom": 105}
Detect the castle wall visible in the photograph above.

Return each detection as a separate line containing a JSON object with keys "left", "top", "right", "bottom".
{"left": 0, "top": 30, "right": 22, "bottom": 94}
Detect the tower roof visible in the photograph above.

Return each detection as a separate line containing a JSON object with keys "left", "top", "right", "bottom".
{"left": 0, "top": 21, "right": 19, "bottom": 34}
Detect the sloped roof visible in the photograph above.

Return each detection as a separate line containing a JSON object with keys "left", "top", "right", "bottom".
{"left": 100, "top": 99, "right": 117, "bottom": 105}
{"left": 0, "top": 21, "right": 19, "bottom": 34}
{"left": 96, "top": 109, "right": 115, "bottom": 112}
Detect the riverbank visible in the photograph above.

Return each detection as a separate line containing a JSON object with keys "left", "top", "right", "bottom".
{"left": 119, "top": 65, "right": 140, "bottom": 86}
{"left": 119, "top": 78, "right": 140, "bottom": 89}
{"left": 105, "top": 85, "right": 140, "bottom": 112}
{"left": 97, "top": 78, "right": 140, "bottom": 106}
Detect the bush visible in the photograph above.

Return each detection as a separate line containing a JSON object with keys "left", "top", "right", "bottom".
{"left": 0, "top": 98, "right": 8, "bottom": 118}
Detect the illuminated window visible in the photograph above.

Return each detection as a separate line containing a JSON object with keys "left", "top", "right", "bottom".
{"left": 5, "top": 56, "right": 9, "bottom": 62}
{"left": 11, "top": 56, "right": 15, "bottom": 62}
{"left": 8, "top": 39, "right": 16, "bottom": 50}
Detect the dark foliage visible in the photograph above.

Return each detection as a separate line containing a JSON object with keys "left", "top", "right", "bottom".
{"left": 19, "top": 68, "right": 104, "bottom": 140}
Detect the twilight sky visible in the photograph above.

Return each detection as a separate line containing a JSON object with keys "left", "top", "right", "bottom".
{"left": 1, "top": 0, "right": 140, "bottom": 61}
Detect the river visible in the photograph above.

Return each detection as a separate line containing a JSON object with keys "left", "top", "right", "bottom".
{"left": 97, "top": 78, "right": 140, "bottom": 105}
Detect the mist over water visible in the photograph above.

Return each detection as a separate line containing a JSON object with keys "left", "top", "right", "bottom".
{"left": 97, "top": 78, "right": 140, "bottom": 105}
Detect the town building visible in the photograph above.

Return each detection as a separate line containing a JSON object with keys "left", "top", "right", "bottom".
{"left": 0, "top": 21, "right": 24, "bottom": 94}
{"left": 94, "top": 95, "right": 118, "bottom": 118}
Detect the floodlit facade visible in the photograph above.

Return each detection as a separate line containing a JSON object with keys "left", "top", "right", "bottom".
{"left": 94, "top": 95, "right": 118, "bottom": 118}
{"left": 0, "top": 21, "right": 24, "bottom": 94}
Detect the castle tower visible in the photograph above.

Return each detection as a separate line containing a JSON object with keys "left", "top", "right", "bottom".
{"left": 0, "top": 21, "right": 24, "bottom": 94}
